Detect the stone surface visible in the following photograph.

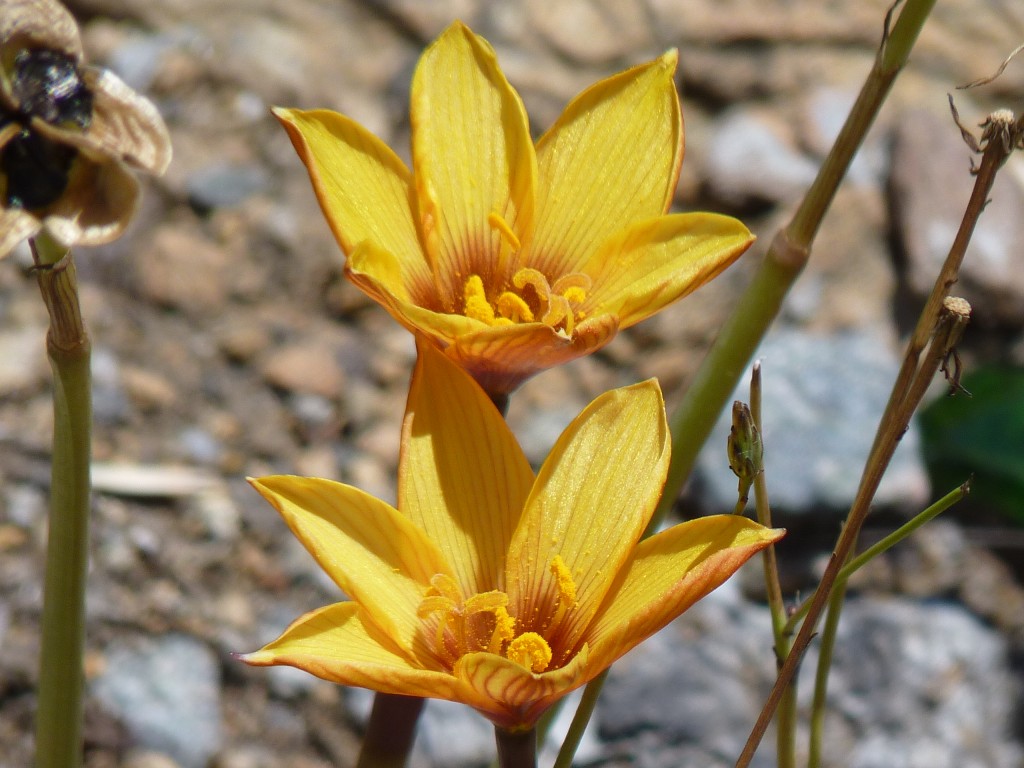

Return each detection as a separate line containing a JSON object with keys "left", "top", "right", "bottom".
{"left": 90, "top": 634, "right": 223, "bottom": 768}
{"left": 693, "top": 328, "right": 930, "bottom": 515}
{"left": 1, "top": 1, "right": 1022, "bottom": 766}
{"left": 600, "top": 584, "right": 1022, "bottom": 768}
{"left": 891, "top": 107, "right": 1024, "bottom": 328}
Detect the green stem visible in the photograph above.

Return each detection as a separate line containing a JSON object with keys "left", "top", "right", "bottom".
{"left": 745, "top": 369, "right": 794, "bottom": 768}
{"left": 807, "top": 583, "right": 845, "bottom": 768}
{"left": 495, "top": 727, "right": 536, "bottom": 768}
{"left": 355, "top": 694, "right": 425, "bottom": 768}
{"left": 782, "top": 482, "right": 968, "bottom": 638}
{"left": 32, "top": 235, "right": 92, "bottom": 768}
{"left": 805, "top": 482, "right": 967, "bottom": 767}
{"left": 552, "top": 669, "right": 607, "bottom": 768}
{"left": 650, "top": 0, "right": 937, "bottom": 536}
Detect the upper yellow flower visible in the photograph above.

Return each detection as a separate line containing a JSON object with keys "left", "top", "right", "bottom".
{"left": 275, "top": 21, "right": 754, "bottom": 395}
{"left": 0, "top": 0, "right": 171, "bottom": 258}
{"left": 243, "top": 341, "right": 782, "bottom": 731}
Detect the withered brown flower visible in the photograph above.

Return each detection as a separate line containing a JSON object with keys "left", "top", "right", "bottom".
{"left": 0, "top": 0, "right": 171, "bottom": 258}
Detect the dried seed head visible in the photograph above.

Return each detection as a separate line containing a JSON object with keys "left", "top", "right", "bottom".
{"left": 0, "top": 0, "right": 171, "bottom": 258}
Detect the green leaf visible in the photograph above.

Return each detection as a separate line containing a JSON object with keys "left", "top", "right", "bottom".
{"left": 919, "top": 365, "right": 1024, "bottom": 523}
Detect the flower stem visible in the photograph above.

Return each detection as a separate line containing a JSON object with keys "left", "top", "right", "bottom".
{"left": 495, "top": 727, "right": 536, "bottom": 768}
{"left": 650, "top": 0, "right": 937, "bottom": 535}
{"left": 746, "top": 366, "right": 794, "bottom": 768}
{"left": 355, "top": 694, "right": 425, "bottom": 768}
{"left": 552, "top": 669, "right": 607, "bottom": 768}
{"left": 31, "top": 234, "right": 92, "bottom": 768}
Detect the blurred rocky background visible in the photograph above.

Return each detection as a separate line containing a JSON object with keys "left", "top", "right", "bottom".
{"left": 1, "top": 0, "right": 1023, "bottom": 766}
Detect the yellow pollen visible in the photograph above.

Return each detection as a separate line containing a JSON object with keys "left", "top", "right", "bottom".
{"left": 563, "top": 286, "right": 586, "bottom": 305}
{"left": 490, "top": 605, "right": 516, "bottom": 653}
{"left": 550, "top": 556, "right": 578, "bottom": 607}
{"left": 459, "top": 267, "right": 590, "bottom": 334}
{"left": 549, "top": 555, "right": 579, "bottom": 628}
{"left": 506, "top": 632, "right": 552, "bottom": 673}
{"left": 463, "top": 275, "right": 496, "bottom": 324}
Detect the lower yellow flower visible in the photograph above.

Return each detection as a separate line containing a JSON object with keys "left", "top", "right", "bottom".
{"left": 242, "top": 341, "right": 782, "bottom": 730}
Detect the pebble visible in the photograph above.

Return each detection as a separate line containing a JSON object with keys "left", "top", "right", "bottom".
{"left": 0, "top": 328, "right": 47, "bottom": 396}
{"left": 260, "top": 342, "right": 346, "bottom": 400}
{"left": 704, "top": 106, "right": 819, "bottom": 206}
{"left": 90, "top": 634, "right": 223, "bottom": 768}
{"left": 600, "top": 582, "right": 1022, "bottom": 768}
{"left": 693, "top": 328, "right": 929, "bottom": 515}
{"left": 187, "top": 164, "right": 271, "bottom": 212}
{"left": 891, "top": 107, "right": 1024, "bottom": 328}
{"left": 134, "top": 226, "right": 231, "bottom": 314}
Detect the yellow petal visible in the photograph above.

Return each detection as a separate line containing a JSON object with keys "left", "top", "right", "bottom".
{"left": 346, "top": 239, "right": 477, "bottom": 333}
{"left": 410, "top": 21, "right": 536, "bottom": 305}
{"left": 274, "top": 107, "right": 434, "bottom": 302}
{"left": 583, "top": 212, "right": 754, "bottom": 327}
{"left": 530, "top": 52, "right": 682, "bottom": 277}
{"left": 243, "top": 601, "right": 460, "bottom": 699}
{"left": 400, "top": 340, "right": 534, "bottom": 596}
{"left": 444, "top": 312, "right": 619, "bottom": 396}
{"left": 584, "top": 516, "right": 784, "bottom": 670}
{"left": 250, "top": 475, "right": 453, "bottom": 657}
{"left": 454, "top": 646, "right": 590, "bottom": 730}
{"left": 506, "top": 380, "right": 669, "bottom": 649}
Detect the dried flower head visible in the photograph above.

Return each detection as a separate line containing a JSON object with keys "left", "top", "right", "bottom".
{"left": 0, "top": 0, "right": 171, "bottom": 258}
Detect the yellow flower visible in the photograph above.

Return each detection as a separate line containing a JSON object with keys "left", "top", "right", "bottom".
{"left": 274, "top": 21, "right": 754, "bottom": 395}
{"left": 0, "top": 0, "right": 171, "bottom": 258}
{"left": 243, "top": 341, "right": 782, "bottom": 731}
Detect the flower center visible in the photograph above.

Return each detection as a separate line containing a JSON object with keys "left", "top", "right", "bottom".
{"left": 417, "top": 558, "right": 579, "bottom": 674}
{"left": 459, "top": 213, "right": 590, "bottom": 336}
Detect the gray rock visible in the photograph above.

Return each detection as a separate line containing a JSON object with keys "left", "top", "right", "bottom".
{"left": 818, "top": 598, "right": 1023, "bottom": 768}
{"left": 891, "top": 107, "right": 1024, "bottom": 328}
{"left": 705, "top": 107, "right": 819, "bottom": 206}
{"left": 693, "top": 329, "right": 929, "bottom": 514}
{"left": 187, "top": 164, "right": 270, "bottom": 211}
{"left": 91, "top": 634, "right": 223, "bottom": 768}
{"left": 0, "top": 328, "right": 47, "bottom": 397}
{"left": 599, "top": 583, "right": 1022, "bottom": 768}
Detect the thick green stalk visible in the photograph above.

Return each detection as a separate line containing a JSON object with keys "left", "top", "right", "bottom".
{"left": 32, "top": 235, "right": 92, "bottom": 768}
{"left": 495, "top": 727, "right": 536, "bottom": 768}
{"left": 552, "top": 670, "right": 607, "bottom": 768}
{"left": 355, "top": 695, "right": 425, "bottom": 768}
{"left": 651, "top": 0, "right": 937, "bottom": 534}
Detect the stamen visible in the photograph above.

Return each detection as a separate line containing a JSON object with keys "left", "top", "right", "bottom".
{"left": 496, "top": 291, "right": 535, "bottom": 323}
{"left": 463, "top": 275, "right": 496, "bottom": 324}
{"left": 549, "top": 555, "right": 579, "bottom": 628}
{"left": 543, "top": 294, "right": 573, "bottom": 335}
{"left": 550, "top": 556, "right": 578, "bottom": 607}
{"left": 487, "top": 211, "right": 521, "bottom": 252}
{"left": 489, "top": 605, "right": 516, "bottom": 654}
{"left": 513, "top": 268, "right": 552, "bottom": 315}
{"left": 488, "top": 211, "right": 521, "bottom": 278}
{"left": 551, "top": 274, "right": 592, "bottom": 294}
{"left": 507, "top": 632, "right": 552, "bottom": 673}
